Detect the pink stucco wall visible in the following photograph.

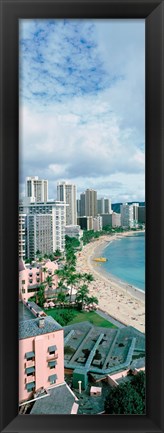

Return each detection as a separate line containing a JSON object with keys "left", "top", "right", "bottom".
{"left": 19, "top": 260, "right": 58, "bottom": 301}
{"left": 19, "top": 329, "right": 64, "bottom": 403}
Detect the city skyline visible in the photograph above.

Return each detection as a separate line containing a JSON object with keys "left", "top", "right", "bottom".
{"left": 19, "top": 19, "right": 145, "bottom": 203}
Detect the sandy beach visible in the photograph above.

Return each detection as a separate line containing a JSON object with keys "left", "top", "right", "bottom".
{"left": 76, "top": 231, "right": 145, "bottom": 333}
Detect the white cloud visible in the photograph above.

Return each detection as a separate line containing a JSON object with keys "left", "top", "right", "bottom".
{"left": 19, "top": 19, "right": 145, "bottom": 203}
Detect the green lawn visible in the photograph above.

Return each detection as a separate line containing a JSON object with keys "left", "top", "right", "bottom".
{"left": 45, "top": 308, "right": 117, "bottom": 328}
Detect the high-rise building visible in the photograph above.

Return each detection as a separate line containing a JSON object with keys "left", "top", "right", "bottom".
{"left": 57, "top": 181, "right": 77, "bottom": 225}
{"left": 104, "top": 198, "right": 111, "bottom": 214}
{"left": 93, "top": 216, "right": 102, "bottom": 231}
{"left": 97, "top": 197, "right": 111, "bottom": 214}
{"left": 85, "top": 189, "right": 97, "bottom": 217}
{"left": 26, "top": 176, "right": 48, "bottom": 203}
{"left": 133, "top": 203, "right": 139, "bottom": 223}
{"left": 101, "top": 212, "right": 121, "bottom": 228}
{"left": 80, "top": 192, "right": 85, "bottom": 216}
{"left": 97, "top": 198, "right": 105, "bottom": 214}
{"left": 19, "top": 202, "right": 66, "bottom": 260}
{"left": 120, "top": 204, "right": 134, "bottom": 228}
{"left": 138, "top": 206, "right": 145, "bottom": 224}
{"left": 76, "top": 199, "right": 81, "bottom": 217}
{"left": 19, "top": 214, "right": 26, "bottom": 261}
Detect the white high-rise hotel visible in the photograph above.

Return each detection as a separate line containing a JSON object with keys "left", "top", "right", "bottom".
{"left": 120, "top": 203, "right": 134, "bottom": 228}
{"left": 19, "top": 202, "right": 66, "bottom": 260}
{"left": 57, "top": 181, "right": 77, "bottom": 226}
{"left": 26, "top": 176, "right": 48, "bottom": 203}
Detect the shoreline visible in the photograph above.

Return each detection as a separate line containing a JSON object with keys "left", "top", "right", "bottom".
{"left": 76, "top": 231, "right": 145, "bottom": 333}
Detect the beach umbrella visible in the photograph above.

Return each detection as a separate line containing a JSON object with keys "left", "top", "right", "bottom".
{"left": 49, "top": 301, "right": 55, "bottom": 307}
{"left": 43, "top": 302, "right": 49, "bottom": 308}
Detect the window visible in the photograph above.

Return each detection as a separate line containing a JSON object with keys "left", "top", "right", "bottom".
{"left": 25, "top": 351, "right": 35, "bottom": 360}
{"left": 26, "top": 366, "right": 35, "bottom": 376}
{"left": 22, "top": 288, "right": 25, "bottom": 294}
{"left": 48, "top": 374, "right": 57, "bottom": 384}
{"left": 22, "top": 280, "right": 25, "bottom": 284}
{"left": 26, "top": 381, "right": 35, "bottom": 392}
{"left": 48, "top": 360, "right": 57, "bottom": 369}
{"left": 48, "top": 345, "right": 57, "bottom": 355}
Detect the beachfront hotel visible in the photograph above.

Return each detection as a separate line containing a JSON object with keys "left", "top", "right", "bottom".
{"left": 19, "top": 201, "right": 66, "bottom": 260}
{"left": 101, "top": 212, "right": 121, "bottom": 228}
{"left": 120, "top": 203, "right": 134, "bottom": 228}
{"left": 57, "top": 181, "right": 77, "bottom": 226}
{"left": 19, "top": 259, "right": 58, "bottom": 301}
{"left": 26, "top": 176, "right": 48, "bottom": 203}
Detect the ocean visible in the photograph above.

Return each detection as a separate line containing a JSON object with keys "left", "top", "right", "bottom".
{"left": 100, "top": 232, "right": 145, "bottom": 291}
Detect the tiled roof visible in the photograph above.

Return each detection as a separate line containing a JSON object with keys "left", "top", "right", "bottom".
{"left": 30, "top": 383, "right": 76, "bottom": 414}
{"left": 19, "top": 315, "right": 62, "bottom": 339}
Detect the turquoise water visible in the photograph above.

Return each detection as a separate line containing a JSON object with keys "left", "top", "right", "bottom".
{"left": 100, "top": 233, "right": 145, "bottom": 291}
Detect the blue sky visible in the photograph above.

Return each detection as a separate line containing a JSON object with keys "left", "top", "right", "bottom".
{"left": 19, "top": 19, "right": 145, "bottom": 203}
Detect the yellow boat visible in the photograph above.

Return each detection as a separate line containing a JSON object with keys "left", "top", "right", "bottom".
{"left": 93, "top": 257, "right": 108, "bottom": 262}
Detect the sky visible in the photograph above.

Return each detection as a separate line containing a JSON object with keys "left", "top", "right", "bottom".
{"left": 19, "top": 19, "right": 145, "bottom": 203}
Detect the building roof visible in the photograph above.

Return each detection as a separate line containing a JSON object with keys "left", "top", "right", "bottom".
{"left": 19, "top": 315, "right": 62, "bottom": 339}
{"left": 19, "top": 301, "right": 62, "bottom": 339}
{"left": 30, "top": 383, "right": 76, "bottom": 414}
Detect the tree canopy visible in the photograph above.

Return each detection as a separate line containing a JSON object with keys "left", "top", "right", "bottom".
{"left": 104, "top": 372, "right": 145, "bottom": 414}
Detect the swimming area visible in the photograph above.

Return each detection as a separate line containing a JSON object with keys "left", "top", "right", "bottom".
{"left": 100, "top": 232, "right": 145, "bottom": 291}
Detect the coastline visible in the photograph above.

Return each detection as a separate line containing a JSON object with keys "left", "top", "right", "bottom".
{"left": 76, "top": 231, "right": 145, "bottom": 333}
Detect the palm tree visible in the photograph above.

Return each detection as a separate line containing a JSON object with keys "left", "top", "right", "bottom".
{"left": 82, "top": 273, "right": 94, "bottom": 284}
{"left": 57, "top": 292, "right": 67, "bottom": 306}
{"left": 86, "top": 295, "right": 98, "bottom": 308}
{"left": 41, "top": 266, "right": 47, "bottom": 283}
{"left": 66, "top": 272, "right": 79, "bottom": 304}
{"left": 37, "top": 283, "right": 45, "bottom": 307}
{"left": 45, "top": 275, "right": 53, "bottom": 288}
{"left": 75, "top": 284, "right": 89, "bottom": 310}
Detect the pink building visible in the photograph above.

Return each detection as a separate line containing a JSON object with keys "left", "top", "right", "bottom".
{"left": 19, "top": 300, "right": 64, "bottom": 403}
{"left": 19, "top": 259, "right": 58, "bottom": 301}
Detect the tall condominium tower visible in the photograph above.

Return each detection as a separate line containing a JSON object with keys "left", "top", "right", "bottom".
{"left": 104, "top": 198, "right": 112, "bottom": 214}
{"left": 80, "top": 192, "right": 86, "bottom": 216}
{"left": 57, "top": 181, "right": 77, "bottom": 225}
{"left": 85, "top": 189, "right": 97, "bottom": 217}
{"left": 19, "top": 201, "right": 66, "bottom": 260}
{"left": 97, "top": 197, "right": 111, "bottom": 214}
{"left": 26, "top": 176, "right": 48, "bottom": 203}
{"left": 97, "top": 198, "right": 105, "bottom": 214}
{"left": 120, "top": 203, "right": 134, "bottom": 228}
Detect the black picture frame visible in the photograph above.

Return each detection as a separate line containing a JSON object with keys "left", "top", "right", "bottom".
{"left": 0, "top": 0, "right": 164, "bottom": 432}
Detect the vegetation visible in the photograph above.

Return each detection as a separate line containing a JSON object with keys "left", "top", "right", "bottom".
{"left": 104, "top": 371, "right": 145, "bottom": 414}
{"left": 45, "top": 308, "right": 116, "bottom": 328}
{"left": 46, "top": 308, "right": 76, "bottom": 326}
{"left": 37, "top": 283, "right": 45, "bottom": 308}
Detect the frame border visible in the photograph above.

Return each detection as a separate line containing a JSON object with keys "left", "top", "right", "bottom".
{"left": 0, "top": 1, "right": 164, "bottom": 432}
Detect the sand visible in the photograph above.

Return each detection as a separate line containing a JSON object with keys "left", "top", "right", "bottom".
{"left": 76, "top": 231, "right": 145, "bottom": 333}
